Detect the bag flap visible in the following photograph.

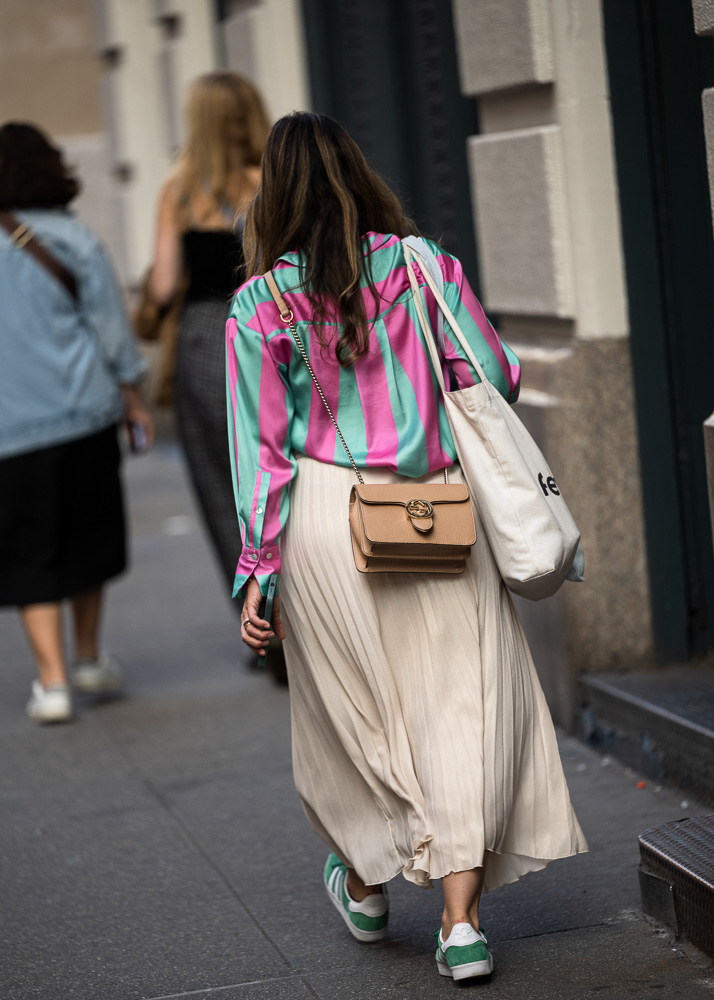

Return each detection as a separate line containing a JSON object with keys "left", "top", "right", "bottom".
{"left": 354, "top": 484, "right": 470, "bottom": 505}
{"left": 353, "top": 483, "right": 476, "bottom": 547}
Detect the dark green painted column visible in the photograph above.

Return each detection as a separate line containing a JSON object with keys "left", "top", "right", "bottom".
{"left": 300, "top": 0, "right": 480, "bottom": 290}
{"left": 602, "top": 0, "right": 714, "bottom": 661}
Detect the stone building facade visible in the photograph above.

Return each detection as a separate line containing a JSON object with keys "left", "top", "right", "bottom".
{"left": 451, "top": 1, "right": 714, "bottom": 726}
{"left": 451, "top": 0, "right": 654, "bottom": 724}
{"left": 0, "top": 0, "right": 121, "bottom": 268}
{"left": 695, "top": 0, "right": 714, "bottom": 229}
{"left": 94, "top": 0, "right": 308, "bottom": 285}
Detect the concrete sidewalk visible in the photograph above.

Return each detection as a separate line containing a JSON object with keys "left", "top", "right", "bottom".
{"left": 1, "top": 443, "right": 713, "bottom": 1000}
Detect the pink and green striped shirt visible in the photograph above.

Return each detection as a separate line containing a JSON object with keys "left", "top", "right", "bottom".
{"left": 226, "top": 232, "right": 520, "bottom": 597}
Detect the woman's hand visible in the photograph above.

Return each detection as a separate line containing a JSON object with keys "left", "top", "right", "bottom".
{"left": 120, "top": 383, "right": 155, "bottom": 452}
{"left": 241, "top": 576, "right": 287, "bottom": 657}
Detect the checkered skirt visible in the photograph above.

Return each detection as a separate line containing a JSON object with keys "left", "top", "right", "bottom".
{"left": 175, "top": 299, "right": 242, "bottom": 597}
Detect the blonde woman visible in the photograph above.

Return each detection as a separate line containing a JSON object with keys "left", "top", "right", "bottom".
{"left": 150, "top": 72, "right": 269, "bottom": 594}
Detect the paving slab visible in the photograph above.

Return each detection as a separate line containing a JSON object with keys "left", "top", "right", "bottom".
{"left": 305, "top": 922, "right": 714, "bottom": 999}
{"left": 1, "top": 443, "right": 713, "bottom": 1000}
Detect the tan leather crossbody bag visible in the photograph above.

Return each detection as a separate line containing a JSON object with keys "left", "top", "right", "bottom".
{"left": 264, "top": 270, "right": 476, "bottom": 574}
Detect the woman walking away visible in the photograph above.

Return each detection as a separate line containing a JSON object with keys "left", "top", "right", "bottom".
{"left": 0, "top": 122, "right": 153, "bottom": 724}
{"left": 228, "top": 112, "right": 587, "bottom": 981}
{"left": 150, "top": 72, "right": 269, "bottom": 600}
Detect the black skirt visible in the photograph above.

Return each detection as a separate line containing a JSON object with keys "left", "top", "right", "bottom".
{"left": 0, "top": 425, "right": 126, "bottom": 607}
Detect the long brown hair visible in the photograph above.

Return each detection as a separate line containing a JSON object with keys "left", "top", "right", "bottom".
{"left": 244, "top": 112, "right": 417, "bottom": 366}
{"left": 174, "top": 72, "right": 270, "bottom": 225}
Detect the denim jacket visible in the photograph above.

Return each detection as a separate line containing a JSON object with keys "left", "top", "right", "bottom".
{"left": 0, "top": 209, "right": 147, "bottom": 459}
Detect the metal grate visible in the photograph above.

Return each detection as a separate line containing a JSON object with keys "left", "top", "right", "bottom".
{"left": 639, "top": 815, "right": 714, "bottom": 959}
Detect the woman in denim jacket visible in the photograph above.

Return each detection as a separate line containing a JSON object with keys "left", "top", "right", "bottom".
{"left": 0, "top": 122, "right": 153, "bottom": 724}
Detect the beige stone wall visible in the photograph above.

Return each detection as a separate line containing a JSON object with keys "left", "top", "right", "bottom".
{"left": 0, "top": 1, "right": 119, "bottom": 260}
{"left": 693, "top": 0, "right": 714, "bottom": 237}
{"left": 453, "top": 0, "right": 553, "bottom": 95}
{"left": 692, "top": 3, "right": 714, "bottom": 542}
{"left": 468, "top": 125, "right": 574, "bottom": 317}
{"left": 93, "top": 0, "right": 309, "bottom": 283}
{"left": 0, "top": 0, "right": 102, "bottom": 133}
{"left": 692, "top": 0, "right": 714, "bottom": 35}
{"left": 452, "top": 0, "right": 655, "bottom": 725}
{"left": 703, "top": 88, "right": 714, "bottom": 235}
{"left": 96, "top": 0, "right": 217, "bottom": 284}
{"left": 222, "top": 0, "right": 310, "bottom": 121}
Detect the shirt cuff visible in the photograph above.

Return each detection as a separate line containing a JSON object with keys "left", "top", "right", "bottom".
{"left": 232, "top": 544, "right": 281, "bottom": 599}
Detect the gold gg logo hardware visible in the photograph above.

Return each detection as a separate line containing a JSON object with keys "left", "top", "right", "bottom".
{"left": 405, "top": 498, "right": 434, "bottom": 519}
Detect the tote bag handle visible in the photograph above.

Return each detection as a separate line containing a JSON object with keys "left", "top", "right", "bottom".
{"left": 402, "top": 240, "right": 491, "bottom": 387}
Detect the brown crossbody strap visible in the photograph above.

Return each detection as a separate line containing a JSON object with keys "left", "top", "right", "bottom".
{"left": 0, "top": 210, "right": 78, "bottom": 302}
{"left": 263, "top": 269, "right": 448, "bottom": 486}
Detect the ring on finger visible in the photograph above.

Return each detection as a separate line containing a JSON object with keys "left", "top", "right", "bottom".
{"left": 242, "top": 619, "right": 251, "bottom": 631}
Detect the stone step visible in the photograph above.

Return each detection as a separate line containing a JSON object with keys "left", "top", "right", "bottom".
{"left": 580, "top": 668, "right": 714, "bottom": 803}
{"left": 639, "top": 814, "right": 714, "bottom": 959}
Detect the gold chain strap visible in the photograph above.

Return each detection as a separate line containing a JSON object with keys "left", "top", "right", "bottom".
{"left": 273, "top": 283, "right": 448, "bottom": 487}
{"left": 279, "top": 307, "right": 366, "bottom": 485}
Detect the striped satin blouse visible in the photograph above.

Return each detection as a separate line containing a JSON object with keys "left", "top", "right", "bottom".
{"left": 225, "top": 232, "right": 521, "bottom": 598}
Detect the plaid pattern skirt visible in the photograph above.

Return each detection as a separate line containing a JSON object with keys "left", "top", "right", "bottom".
{"left": 175, "top": 299, "right": 242, "bottom": 598}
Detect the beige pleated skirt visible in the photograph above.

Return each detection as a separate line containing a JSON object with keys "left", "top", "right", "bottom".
{"left": 280, "top": 455, "right": 587, "bottom": 892}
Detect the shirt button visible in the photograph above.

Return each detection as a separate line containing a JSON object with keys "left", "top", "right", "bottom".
{"left": 266, "top": 553, "right": 273, "bottom": 560}
{"left": 256, "top": 507, "right": 263, "bottom": 514}
{"left": 250, "top": 553, "right": 258, "bottom": 561}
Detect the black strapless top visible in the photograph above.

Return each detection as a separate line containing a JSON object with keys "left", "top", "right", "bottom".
{"left": 183, "top": 229, "right": 245, "bottom": 302}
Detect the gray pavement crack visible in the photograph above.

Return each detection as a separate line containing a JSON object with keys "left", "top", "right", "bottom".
{"left": 142, "top": 972, "right": 316, "bottom": 999}
{"left": 88, "top": 715, "right": 294, "bottom": 973}
{"left": 302, "top": 979, "right": 321, "bottom": 1000}
{"left": 494, "top": 919, "right": 611, "bottom": 944}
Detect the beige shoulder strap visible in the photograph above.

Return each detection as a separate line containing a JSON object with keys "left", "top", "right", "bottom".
{"left": 264, "top": 269, "right": 291, "bottom": 319}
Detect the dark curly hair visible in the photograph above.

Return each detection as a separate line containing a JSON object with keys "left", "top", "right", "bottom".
{"left": 0, "top": 121, "right": 80, "bottom": 209}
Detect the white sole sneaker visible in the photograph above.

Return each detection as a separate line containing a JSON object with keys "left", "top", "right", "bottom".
{"left": 26, "top": 681, "right": 73, "bottom": 724}
{"left": 435, "top": 923, "right": 493, "bottom": 980}
{"left": 324, "top": 853, "right": 389, "bottom": 942}
{"left": 436, "top": 955, "right": 494, "bottom": 980}
{"left": 72, "top": 653, "right": 123, "bottom": 693}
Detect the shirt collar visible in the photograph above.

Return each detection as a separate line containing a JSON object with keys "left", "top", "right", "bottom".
{"left": 275, "top": 232, "right": 391, "bottom": 266}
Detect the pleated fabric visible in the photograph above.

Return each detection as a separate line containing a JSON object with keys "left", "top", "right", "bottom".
{"left": 280, "top": 455, "right": 587, "bottom": 892}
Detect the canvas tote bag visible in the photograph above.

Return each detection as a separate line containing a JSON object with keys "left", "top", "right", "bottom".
{"left": 402, "top": 239, "right": 580, "bottom": 600}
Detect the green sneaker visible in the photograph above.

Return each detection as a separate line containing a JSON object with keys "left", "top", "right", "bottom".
{"left": 323, "top": 853, "right": 389, "bottom": 942}
{"left": 435, "top": 922, "right": 493, "bottom": 980}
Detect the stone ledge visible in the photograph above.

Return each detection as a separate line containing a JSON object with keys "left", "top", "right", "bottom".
{"left": 692, "top": 0, "right": 714, "bottom": 36}
{"left": 468, "top": 125, "right": 575, "bottom": 316}
{"left": 453, "top": 0, "right": 553, "bottom": 96}
{"left": 581, "top": 670, "right": 714, "bottom": 803}
{"left": 639, "top": 815, "right": 714, "bottom": 959}
{"left": 705, "top": 412, "right": 714, "bottom": 544}
{"left": 703, "top": 90, "right": 714, "bottom": 234}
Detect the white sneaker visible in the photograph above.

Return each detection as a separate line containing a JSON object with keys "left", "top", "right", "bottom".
{"left": 435, "top": 923, "right": 493, "bottom": 980}
{"left": 323, "top": 853, "right": 389, "bottom": 942}
{"left": 71, "top": 652, "right": 123, "bottom": 694}
{"left": 26, "top": 681, "right": 73, "bottom": 724}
